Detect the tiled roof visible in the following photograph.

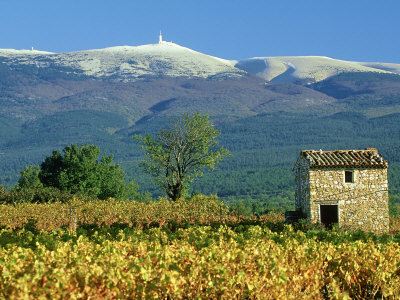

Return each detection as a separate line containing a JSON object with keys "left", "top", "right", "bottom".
{"left": 299, "top": 148, "right": 388, "bottom": 168}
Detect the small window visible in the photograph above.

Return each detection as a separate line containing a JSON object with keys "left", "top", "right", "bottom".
{"left": 345, "top": 170, "right": 354, "bottom": 183}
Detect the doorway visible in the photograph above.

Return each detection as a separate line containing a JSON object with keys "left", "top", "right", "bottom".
{"left": 320, "top": 205, "right": 338, "bottom": 229}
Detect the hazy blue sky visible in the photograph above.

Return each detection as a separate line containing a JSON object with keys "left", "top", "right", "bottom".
{"left": 1, "top": 0, "right": 399, "bottom": 62}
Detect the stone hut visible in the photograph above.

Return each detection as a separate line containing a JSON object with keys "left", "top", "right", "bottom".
{"left": 291, "top": 148, "right": 389, "bottom": 233}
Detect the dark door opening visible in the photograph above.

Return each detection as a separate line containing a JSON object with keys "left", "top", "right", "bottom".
{"left": 320, "top": 205, "right": 338, "bottom": 229}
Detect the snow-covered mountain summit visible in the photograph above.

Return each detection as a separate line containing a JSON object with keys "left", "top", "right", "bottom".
{"left": 0, "top": 42, "right": 245, "bottom": 81}
{"left": 57, "top": 42, "right": 246, "bottom": 79}
{"left": 1, "top": 41, "right": 400, "bottom": 83}
{"left": 235, "top": 56, "right": 400, "bottom": 83}
{"left": 0, "top": 49, "right": 54, "bottom": 56}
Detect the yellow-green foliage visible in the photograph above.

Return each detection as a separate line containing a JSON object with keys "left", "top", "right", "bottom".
{"left": 390, "top": 215, "right": 400, "bottom": 234}
{"left": 1, "top": 226, "right": 400, "bottom": 299}
{"left": 0, "top": 195, "right": 231, "bottom": 230}
{"left": 1, "top": 196, "right": 400, "bottom": 298}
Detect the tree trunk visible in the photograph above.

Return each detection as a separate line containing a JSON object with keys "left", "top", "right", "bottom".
{"left": 169, "top": 181, "right": 183, "bottom": 201}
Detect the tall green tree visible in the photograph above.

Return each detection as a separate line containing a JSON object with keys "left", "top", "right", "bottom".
{"left": 135, "top": 113, "right": 230, "bottom": 201}
{"left": 37, "top": 144, "right": 137, "bottom": 200}
{"left": 16, "top": 165, "right": 43, "bottom": 190}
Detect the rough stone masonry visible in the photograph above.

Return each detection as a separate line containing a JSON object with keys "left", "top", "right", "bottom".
{"left": 292, "top": 148, "right": 389, "bottom": 233}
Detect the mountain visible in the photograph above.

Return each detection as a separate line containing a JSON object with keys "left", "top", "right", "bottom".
{"left": 359, "top": 62, "right": 400, "bottom": 74}
{"left": 0, "top": 42, "right": 245, "bottom": 82}
{"left": 1, "top": 42, "right": 400, "bottom": 207}
{"left": 3, "top": 43, "right": 400, "bottom": 84}
{"left": 235, "top": 56, "right": 400, "bottom": 84}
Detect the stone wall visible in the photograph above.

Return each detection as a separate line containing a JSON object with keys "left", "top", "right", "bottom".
{"left": 294, "top": 156, "right": 389, "bottom": 233}
{"left": 308, "top": 168, "right": 389, "bottom": 233}
{"left": 294, "top": 157, "right": 310, "bottom": 217}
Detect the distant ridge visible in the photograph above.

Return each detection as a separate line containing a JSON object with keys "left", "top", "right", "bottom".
{"left": 1, "top": 43, "right": 400, "bottom": 83}
{"left": 235, "top": 56, "right": 398, "bottom": 84}
{"left": 0, "top": 49, "right": 54, "bottom": 56}
{"left": 0, "top": 43, "right": 245, "bottom": 81}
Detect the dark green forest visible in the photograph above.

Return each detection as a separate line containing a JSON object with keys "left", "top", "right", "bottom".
{"left": 1, "top": 68, "right": 400, "bottom": 213}
{"left": 1, "top": 110, "right": 400, "bottom": 214}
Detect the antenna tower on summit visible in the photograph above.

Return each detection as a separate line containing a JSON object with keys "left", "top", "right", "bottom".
{"left": 158, "top": 31, "right": 163, "bottom": 44}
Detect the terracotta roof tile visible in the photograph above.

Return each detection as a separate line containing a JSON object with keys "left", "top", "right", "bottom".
{"left": 299, "top": 148, "right": 388, "bottom": 169}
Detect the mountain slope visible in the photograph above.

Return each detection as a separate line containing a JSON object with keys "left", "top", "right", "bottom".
{"left": 235, "top": 56, "right": 397, "bottom": 84}
{"left": 360, "top": 62, "right": 400, "bottom": 74}
{"left": 3, "top": 45, "right": 400, "bottom": 84}
{"left": 0, "top": 43, "right": 246, "bottom": 81}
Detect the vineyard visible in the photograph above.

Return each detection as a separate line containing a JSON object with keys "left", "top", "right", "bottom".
{"left": 0, "top": 195, "right": 232, "bottom": 230}
{"left": 1, "top": 196, "right": 400, "bottom": 299}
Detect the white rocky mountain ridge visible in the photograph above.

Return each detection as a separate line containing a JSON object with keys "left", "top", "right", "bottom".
{"left": 236, "top": 57, "right": 400, "bottom": 83}
{"left": 1, "top": 41, "right": 400, "bottom": 83}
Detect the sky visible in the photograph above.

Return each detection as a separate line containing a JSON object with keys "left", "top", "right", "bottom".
{"left": 1, "top": 0, "right": 399, "bottom": 63}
